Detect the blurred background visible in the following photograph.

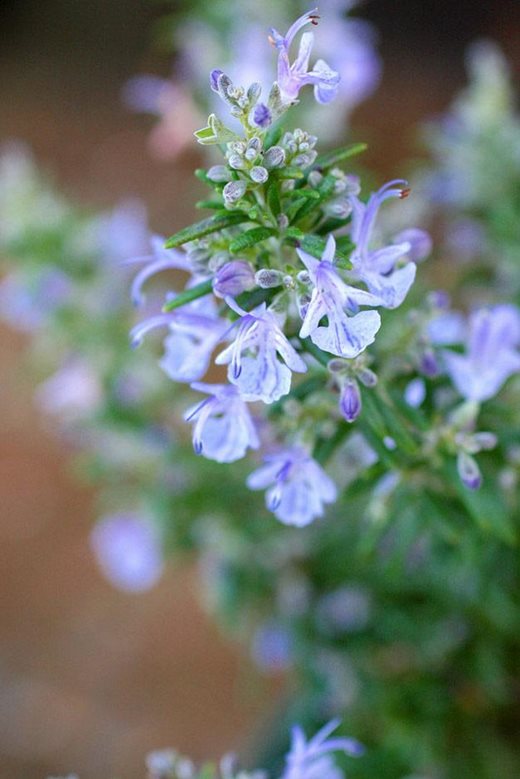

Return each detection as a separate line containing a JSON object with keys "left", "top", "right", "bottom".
{"left": 0, "top": 1, "right": 519, "bottom": 777}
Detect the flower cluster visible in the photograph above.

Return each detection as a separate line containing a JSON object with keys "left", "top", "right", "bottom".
{"left": 130, "top": 10, "right": 427, "bottom": 527}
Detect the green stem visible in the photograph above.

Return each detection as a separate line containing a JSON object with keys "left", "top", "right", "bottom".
{"left": 162, "top": 279, "right": 213, "bottom": 312}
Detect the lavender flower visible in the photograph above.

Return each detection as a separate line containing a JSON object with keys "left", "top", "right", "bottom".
{"left": 281, "top": 719, "right": 363, "bottom": 779}
{"left": 349, "top": 180, "right": 419, "bottom": 308}
{"left": 247, "top": 447, "right": 337, "bottom": 526}
{"left": 126, "top": 234, "right": 192, "bottom": 307}
{"left": 443, "top": 305, "right": 520, "bottom": 402}
{"left": 216, "top": 301, "right": 307, "bottom": 404}
{"left": 297, "top": 235, "right": 381, "bottom": 358}
{"left": 90, "top": 514, "right": 163, "bottom": 592}
{"left": 131, "top": 296, "right": 227, "bottom": 384}
{"left": 269, "top": 10, "right": 341, "bottom": 106}
{"left": 184, "top": 382, "right": 259, "bottom": 463}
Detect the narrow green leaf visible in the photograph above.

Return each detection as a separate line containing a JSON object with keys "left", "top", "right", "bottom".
{"left": 162, "top": 278, "right": 213, "bottom": 312}
{"left": 229, "top": 226, "right": 276, "bottom": 254}
{"left": 313, "top": 142, "right": 368, "bottom": 170}
{"left": 292, "top": 175, "right": 337, "bottom": 223}
{"left": 275, "top": 166, "right": 305, "bottom": 180}
{"left": 165, "top": 212, "right": 249, "bottom": 248}
{"left": 267, "top": 182, "right": 281, "bottom": 218}
{"left": 284, "top": 226, "right": 305, "bottom": 243}
{"left": 264, "top": 124, "right": 283, "bottom": 149}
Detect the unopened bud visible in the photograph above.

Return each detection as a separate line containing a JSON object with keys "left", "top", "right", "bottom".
{"left": 250, "top": 166, "right": 269, "bottom": 184}
{"left": 223, "top": 180, "right": 247, "bottom": 203}
{"left": 213, "top": 261, "right": 255, "bottom": 297}
{"left": 457, "top": 451, "right": 482, "bottom": 490}
{"left": 357, "top": 368, "right": 378, "bottom": 388}
{"left": 207, "top": 165, "right": 231, "bottom": 183}
{"left": 263, "top": 146, "right": 286, "bottom": 169}
{"left": 255, "top": 268, "right": 284, "bottom": 288}
{"left": 340, "top": 380, "right": 362, "bottom": 423}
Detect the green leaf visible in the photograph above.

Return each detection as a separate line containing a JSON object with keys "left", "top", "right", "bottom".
{"left": 162, "top": 278, "right": 213, "bottom": 312}
{"left": 264, "top": 124, "right": 283, "bottom": 149}
{"left": 275, "top": 166, "right": 305, "bottom": 180}
{"left": 292, "top": 175, "right": 337, "bottom": 223}
{"left": 229, "top": 226, "right": 276, "bottom": 254}
{"left": 284, "top": 226, "right": 305, "bottom": 244}
{"left": 313, "top": 142, "right": 368, "bottom": 170}
{"left": 164, "top": 212, "right": 250, "bottom": 248}
{"left": 267, "top": 181, "right": 281, "bottom": 217}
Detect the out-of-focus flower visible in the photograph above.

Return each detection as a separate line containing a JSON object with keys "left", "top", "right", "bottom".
{"left": 281, "top": 719, "right": 363, "bottom": 779}
{"left": 184, "top": 382, "right": 259, "bottom": 463}
{"left": 122, "top": 76, "right": 201, "bottom": 160}
{"left": 35, "top": 358, "right": 103, "bottom": 419}
{"left": 90, "top": 514, "right": 164, "bottom": 592}
{"left": 349, "top": 180, "right": 420, "bottom": 309}
{"left": 247, "top": 447, "right": 337, "bottom": 526}
{"left": 443, "top": 305, "right": 520, "bottom": 402}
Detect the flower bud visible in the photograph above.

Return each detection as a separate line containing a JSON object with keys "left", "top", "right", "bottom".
{"left": 223, "top": 180, "right": 247, "bottom": 204}
{"left": 250, "top": 165, "right": 269, "bottom": 183}
{"left": 253, "top": 102, "right": 272, "bottom": 128}
{"left": 472, "top": 431, "right": 498, "bottom": 451}
{"left": 419, "top": 349, "right": 439, "bottom": 378}
{"left": 255, "top": 268, "right": 284, "bottom": 288}
{"left": 357, "top": 368, "right": 378, "bottom": 388}
{"left": 263, "top": 146, "right": 286, "bottom": 169}
{"left": 206, "top": 165, "right": 231, "bottom": 183}
{"left": 247, "top": 82, "right": 262, "bottom": 104}
{"left": 457, "top": 451, "right": 482, "bottom": 490}
{"left": 227, "top": 154, "right": 245, "bottom": 170}
{"left": 209, "top": 69, "right": 224, "bottom": 92}
{"left": 340, "top": 380, "right": 362, "bottom": 423}
{"left": 213, "top": 261, "right": 255, "bottom": 297}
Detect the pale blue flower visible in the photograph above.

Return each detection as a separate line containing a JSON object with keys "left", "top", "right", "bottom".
{"left": 184, "top": 382, "right": 259, "bottom": 463}
{"left": 99, "top": 198, "right": 150, "bottom": 264}
{"left": 126, "top": 234, "right": 192, "bottom": 307}
{"left": 443, "top": 305, "right": 520, "bottom": 402}
{"left": 349, "top": 180, "right": 418, "bottom": 308}
{"left": 297, "top": 235, "right": 381, "bottom": 358}
{"left": 131, "top": 295, "right": 227, "bottom": 384}
{"left": 247, "top": 447, "right": 337, "bottom": 526}
{"left": 281, "top": 719, "right": 363, "bottom": 779}
{"left": 270, "top": 10, "right": 340, "bottom": 105}
{"left": 216, "top": 301, "right": 307, "bottom": 404}
{"left": 90, "top": 514, "right": 163, "bottom": 592}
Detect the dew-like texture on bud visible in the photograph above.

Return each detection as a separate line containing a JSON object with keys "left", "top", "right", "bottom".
{"left": 223, "top": 180, "right": 247, "bottom": 203}
{"left": 250, "top": 165, "right": 269, "bottom": 184}
{"left": 340, "top": 380, "right": 362, "bottom": 422}
{"left": 263, "top": 145, "right": 286, "bottom": 168}
{"left": 256, "top": 268, "right": 284, "bottom": 288}
{"left": 207, "top": 165, "right": 231, "bottom": 182}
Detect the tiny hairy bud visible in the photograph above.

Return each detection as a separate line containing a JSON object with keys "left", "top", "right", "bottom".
{"left": 250, "top": 166, "right": 269, "bottom": 184}
{"left": 255, "top": 268, "right": 284, "bottom": 289}
{"left": 207, "top": 165, "right": 231, "bottom": 183}
{"left": 340, "top": 380, "right": 362, "bottom": 423}
{"left": 263, "top": 146, "right": 286, "bottom": 169}
{"left": 223, "top": 180, "right": 247, "bottom": 203}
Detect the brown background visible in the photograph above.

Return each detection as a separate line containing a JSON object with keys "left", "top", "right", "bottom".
{"left": 0, "top": 1, "right": 519, "bottom": 777}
